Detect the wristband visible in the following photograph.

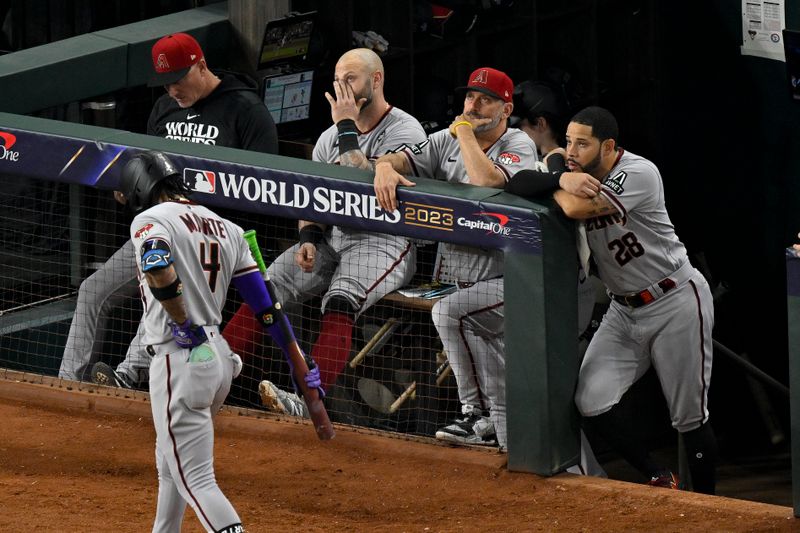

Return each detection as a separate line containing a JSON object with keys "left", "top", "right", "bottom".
{"left": 336, "top": 119, "right": 360, "bottom": 155}
{"left": 298, "top": 225, "right": 324, "bottom": 246}
{"left": 449, "top": 120, "right": 473, "bottom": 138}
{"left": 150, "top": 276, "right": 182, "bottom": 301}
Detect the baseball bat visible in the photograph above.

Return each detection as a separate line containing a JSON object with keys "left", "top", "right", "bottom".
{"left": 242, "top": 230, "right": 335, "bottom": 440}
{"left": 389, "top": 381, "right": 416, "bottom": 413}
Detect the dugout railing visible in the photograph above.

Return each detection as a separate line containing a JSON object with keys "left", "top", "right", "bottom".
{"left": 0, "top": 110, "right": 581, "bottom": 476}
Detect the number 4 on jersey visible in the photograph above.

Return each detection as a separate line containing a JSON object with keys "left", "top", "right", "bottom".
{"left": 200, "top": 242, "right": 220, "bottom": 291}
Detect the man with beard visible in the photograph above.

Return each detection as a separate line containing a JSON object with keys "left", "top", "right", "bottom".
{"left": 373, "top": 67, "right": 537, "bottom": 450}
{"left": 223, "top": 48, "right": 425, "bottom": 416}
{"left": 554, "top": 106, "right": 717, "bottom": 493}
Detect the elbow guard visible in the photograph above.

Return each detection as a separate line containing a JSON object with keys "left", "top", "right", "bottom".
{"left": 141, "top": 238, "right": 173, "bottom": 272}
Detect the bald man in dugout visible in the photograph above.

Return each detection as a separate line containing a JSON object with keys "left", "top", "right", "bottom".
{"left": 223, "top": 48, "right": 427, "bottom": 416}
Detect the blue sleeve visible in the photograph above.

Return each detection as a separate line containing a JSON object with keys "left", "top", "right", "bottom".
{"left": 231, "top": 270, "right": 273, "bottom": 311}
{"left": 231, "top": 270, "right": 299, "bottom": 355}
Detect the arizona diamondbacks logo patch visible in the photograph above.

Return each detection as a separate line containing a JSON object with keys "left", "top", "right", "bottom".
{"left": 604, "top": 171, "right": 627, "bottom": 195}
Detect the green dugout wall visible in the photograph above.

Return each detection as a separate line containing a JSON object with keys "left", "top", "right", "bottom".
{"left": 787, "top": 253, "right": 800, "bottom": 516}
{"left": 0, "top": 3, "right": 580, "bottom": 475}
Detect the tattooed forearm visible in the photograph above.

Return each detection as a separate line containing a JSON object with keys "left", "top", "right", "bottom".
{"left": 553, "top": 189, "right": 618, "bottom": 220}
{"left": 585, "top": 195, "right": 616, "bottom": 216}
{"left": 340, "top": 150, "right": 374, "bottom": 170}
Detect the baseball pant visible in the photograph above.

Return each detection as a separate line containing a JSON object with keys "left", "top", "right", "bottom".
{"left": 267, "top": 228, "right": 415, "bottom": 316}
{"left": 59, "top": 239, "right": 151, "bottom": 383}
{"left": 433, "top": 272, "right": 596, "bottom": 450}
{"left": 149, "top": 328, "right": 242, "bottom": 533}
{"left": 575, "top": 270, "right": 714, "bottom": 433}
{"left": 432, "top": 279, "right": 505, "bottom": 445}
{"left": 226, "top": 230, "right": 415, "bottom": 352}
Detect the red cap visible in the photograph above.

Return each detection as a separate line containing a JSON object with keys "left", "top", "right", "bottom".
{"left": 458, "top": 67, "right": 514, "bottom": 103}
{"left": 149, "top": 33, "right": 204, "bottom": 87}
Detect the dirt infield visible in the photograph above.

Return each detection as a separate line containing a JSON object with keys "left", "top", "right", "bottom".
{"left": 0, "top": 375, "right": 796, "bottom": 532}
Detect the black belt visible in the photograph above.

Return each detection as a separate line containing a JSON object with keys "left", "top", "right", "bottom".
{"left": 611, "top": 278, "right": 677, "bottom": 308}
{"left": 146, "top": 345, "right": 156, "bottom": 356}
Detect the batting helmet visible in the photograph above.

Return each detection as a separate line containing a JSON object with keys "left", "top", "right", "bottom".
{"left": 510, "top": 81, "right": 568, "bottom": 127}
{"left": 120, "top": 151, "right": 180, "bottom": 214}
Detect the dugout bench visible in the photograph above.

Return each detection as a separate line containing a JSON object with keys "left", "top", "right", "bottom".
{"left": 329, "top": 288, "right": 459, "bottom": 437}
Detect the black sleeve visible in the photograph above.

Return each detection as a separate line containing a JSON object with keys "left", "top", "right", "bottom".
{"left": 546, "top": 152, "right": 567, "bottom": 172}
{"left": 146, "top": 111, "right": 156, "bottom": 136}
{"left": 239, "top": 101, "right": 279, "bottom": 155}
{"left": 146, "top": 97, "right": 166, "bottom": 136}
{"left": 505, "top": 153, "right": 567, "bottom": 198}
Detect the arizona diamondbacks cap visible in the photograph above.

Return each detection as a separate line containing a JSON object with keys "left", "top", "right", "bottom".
{"left": 149, "top": 32, "right": 204, "bottom": 87}
{"left": 457, "top": 67, "right": 514, "bottom": 103}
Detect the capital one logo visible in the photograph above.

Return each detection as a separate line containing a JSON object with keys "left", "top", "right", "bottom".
{"left": 456, "top": 211, "right": 512, "bottom": 236}
{"left": 476, "top": 212, "right": 510, "bottom": 234}
{"left": 0, "top": 132, "right": 20, "bottom": 162}
{"left": 183, "top": 168, "right": 216, "bottom": 193}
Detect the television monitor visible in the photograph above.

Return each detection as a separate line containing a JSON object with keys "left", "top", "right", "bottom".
{"left": 257, "top": 12, "right": 317, "bottom": 70}
{"left": 262, "top": 69, "right": 314, "bottom": 124}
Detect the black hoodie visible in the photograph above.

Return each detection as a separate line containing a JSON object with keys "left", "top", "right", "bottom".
{"left": 147, "top": 71, "right": 278, "bottom": 154}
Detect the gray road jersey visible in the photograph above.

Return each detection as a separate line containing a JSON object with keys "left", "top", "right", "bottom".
{"left": 313, "top": 106, "right": 426, "bottom": 165}
{"left": 585, "top": 150, "right": 688, "bottom": 294}
{"left": 403, "top": 127, "right": 537, "bottom": 283}
{"left": 131, "top": 201, "right": 258, "bottom": 345}
{"left": 313, "top": 106, "right": 426, "bottom": 238}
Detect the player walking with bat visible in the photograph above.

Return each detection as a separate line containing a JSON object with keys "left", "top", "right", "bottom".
{"left": 242, "top": 230, "right": 334, "bottom": 439}
{"left": 120, "top": 151, "right": 329, "bottom": 532}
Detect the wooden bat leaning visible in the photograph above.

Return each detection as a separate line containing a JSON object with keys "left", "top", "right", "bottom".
{"left": 243, "top": 230, "right": 335, "bottom": 440}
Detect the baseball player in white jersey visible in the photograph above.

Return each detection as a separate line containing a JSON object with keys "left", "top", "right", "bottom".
{"left": 554, "top": 107, "right": 717, "bottom": 493}
{"left": 121, "top": 151, "right": 322, "bottom": 531}
{"left": 374, "top": 67, "right": 536, "bottom": 450}
{"left": 222, "top": 48, "right": 425, "bottom": 415}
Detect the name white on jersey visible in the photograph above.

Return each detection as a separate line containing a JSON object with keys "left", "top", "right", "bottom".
{"left": 131, "top": 201, "right": 258, "bottom": 345}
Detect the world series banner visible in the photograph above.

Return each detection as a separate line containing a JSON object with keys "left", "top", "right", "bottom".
{"left": 0, "top": 125, "right": 542, "bottom": 255}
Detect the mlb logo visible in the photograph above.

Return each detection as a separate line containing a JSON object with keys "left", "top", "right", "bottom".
{"left": 183, "top": 168, "right": 216, "bottom": 193}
